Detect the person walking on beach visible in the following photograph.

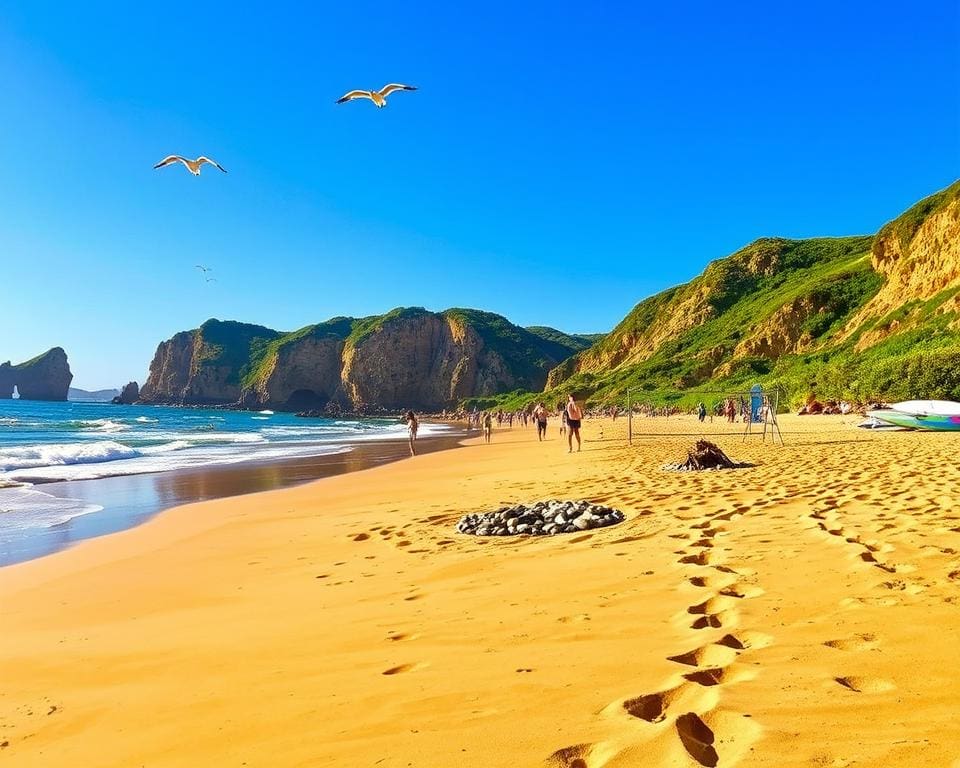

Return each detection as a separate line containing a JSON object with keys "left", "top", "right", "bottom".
{"left": 533, "top": 401, "right": 548, "bottom": 441}
{"left": 697, "top": 401, "right": 707, "bottom": 423}
{"left": 482, "top": 411, "right": 493, "bottom": 444}
{"left": 405, "top": 410, "right": 419, "bottom": 456}
{"left": 565, "top": 394, "right": 583, "bottom": 453}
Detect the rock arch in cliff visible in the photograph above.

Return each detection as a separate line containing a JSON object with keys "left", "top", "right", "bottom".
{"left": 0, "top": 349, "right": 72, "bottom": 401}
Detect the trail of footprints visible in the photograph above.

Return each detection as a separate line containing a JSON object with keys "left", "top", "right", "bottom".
{"left": 549, "top": 506, "right": 769, "bottom": 767}
{"left": 808, "top": 501, "right": 921, "bottom": 586}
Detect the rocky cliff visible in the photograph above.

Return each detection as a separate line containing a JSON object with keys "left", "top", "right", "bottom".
{"left": 139, "top": 321, "right": 280, "bottom": 405}
{"left": 140, "top": 310, "right": 592, "bottom": 411}
{"left": 114, "top": 381, "right": 139, "bottom": 404}
{"left": 542, "top": 179, "right": 960, "bottom": 406}
{"left": 0, "top": 348, "right": 73, "bottom": 401}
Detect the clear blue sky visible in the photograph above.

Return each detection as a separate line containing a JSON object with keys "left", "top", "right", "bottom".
{"left": 1, "top": 1, "right": 957, "bottom": 389}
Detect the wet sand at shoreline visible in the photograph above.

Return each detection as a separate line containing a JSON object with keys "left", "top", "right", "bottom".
{"left": 1, "top": 415, "right": 958, "bottom": 766}
{"left": 2, "top": 431, "right": 465, "bottom": 566}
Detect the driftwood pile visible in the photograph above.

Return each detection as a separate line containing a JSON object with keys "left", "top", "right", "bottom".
{"left": 664, "top": 440, "right": 746, "bottom": 472}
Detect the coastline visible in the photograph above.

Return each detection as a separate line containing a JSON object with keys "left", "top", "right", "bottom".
{"left": 0, "top": 427, "right": 465, "bottom": 567}
{"left": 1, "top": 416, "right": 958, "bottom": 766}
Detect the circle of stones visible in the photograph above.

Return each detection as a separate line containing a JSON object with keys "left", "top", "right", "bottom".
{"left": 456, "top": 500, "right": 625, "bottom": 536}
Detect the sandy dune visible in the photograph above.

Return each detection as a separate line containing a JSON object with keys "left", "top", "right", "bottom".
{"left": 1, "top": 416, "right": 959, "bottom": 767}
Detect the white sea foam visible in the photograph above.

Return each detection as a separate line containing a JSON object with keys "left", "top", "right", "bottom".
{"left": 0, "top": 486, "right": 103, "bottom": 535}
{"left": 0, "top": 417, "right": 17, "bottom": 425}
{"left": 0, "top": 441, "right": 140, "bottom": 472}
{"left": 75, "top": 419, "right": 130, "bottom": 433}
{"left": 135, "top": 416, "right": 158, "bottom": 423}
{"left": 0, "top": 441, "right": 353, "bottom": 483}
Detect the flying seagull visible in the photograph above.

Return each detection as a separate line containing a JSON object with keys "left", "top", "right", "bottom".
{"left": 205, "top": 277, "right": 217, "bottom": 283}
{"left": 195, "top": 265, "right": 213, "bottom": 273}
{"left": 154, "top": 155, "right": 227, "bottom": 175}
{"left": 336, "top": 84, "right": 417, "bottom": 108}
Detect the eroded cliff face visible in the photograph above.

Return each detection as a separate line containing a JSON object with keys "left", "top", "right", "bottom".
{"left": 138, "top": 332, "right": 198, "bottom": 404}
{"left": 843, "top": 195, "right": 960, "bottom": 349}
{"left": 341, "top": 314, "right": 519, "bottom": 411}
{"left": 734, "top": 296, "right": 822, "bottom": 359}
{"left": 246, "top": 337, "right": 346, "bottom": 410}
{"left": 139, "top": 310, "right": 583, "bottom": 411}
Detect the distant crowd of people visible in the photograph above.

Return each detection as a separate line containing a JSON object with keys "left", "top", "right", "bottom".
{"left": 404, "top": 393, "right": 779, "bottom": 457}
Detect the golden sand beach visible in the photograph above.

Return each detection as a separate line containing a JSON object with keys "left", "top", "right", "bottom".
{"left": 1, "top": 416, "right": 959, "bottom": 767}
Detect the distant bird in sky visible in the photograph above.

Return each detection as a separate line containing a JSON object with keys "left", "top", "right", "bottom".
{"left": 205, "top": 277, "right": 217, "bottom": 283}
{"left": 336, "top": 84, "right": 417, "bottom": 108}
{"left": 195, "top": 265, "right": 213, "bottom": 273}
{"left": 154, "top": 155, "right": 227, "bottom": 175}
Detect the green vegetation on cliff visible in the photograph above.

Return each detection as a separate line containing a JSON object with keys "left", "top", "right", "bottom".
{"left": 879, "top": 179, "right": 960, "bottom": 255}
{"left": 471, "top": 180, "right": 960, "bottom": 410}
{"left": 242, "top": 317, "right": 359, "bottom": 390}
{"left": 143, "top": 308, "right": 600, "bottom": 409}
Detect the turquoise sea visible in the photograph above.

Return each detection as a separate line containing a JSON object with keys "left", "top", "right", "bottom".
{"left": 0, "top": 400, "right": 450, "bottom": 565}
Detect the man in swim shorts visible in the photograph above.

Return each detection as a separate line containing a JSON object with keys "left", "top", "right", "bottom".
{"left": 533, "top": 402, "right": 548, "bottom": 441}
{"left": 565, "top": 394, "right": 583, "bottom": 453}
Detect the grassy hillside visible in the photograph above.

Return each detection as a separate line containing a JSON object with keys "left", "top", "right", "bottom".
{"left": 525, "top": 326, "right": 602, "bottom": 356}
{"left": 470, "top": 180, "right": 960, "bottom": 411}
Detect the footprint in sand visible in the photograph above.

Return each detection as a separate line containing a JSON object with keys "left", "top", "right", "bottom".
{"left": 823, "top": 634, "right": 878, "bottom": 651}
{"left": 716, "top": 631, "right": 773, "bottom": 650}
{"left": 679, "top": 551, "right": 713, "bottom": 566}
{"left": 676, "top": 712, "right": 719, "bottom": 767}
{"left": 834, "top": 676, "right": 896, "bottom": 693}
{"left": 687, "top": 595, "right": 739, "bottom": 615}
{"left": 667, "top": 644, "right": 738, "bottom": 668}
{"left": 691, "top": 611, "right": 733, "bottom": 630}
{"left": 682, "top": 667, "right": 740, "bottom": 687}
{"left": 545, "top": 742, "right": 613, "bottom": 768}
{"left": 382, "top": 662, "right": 426, "bottom": 675}
{"left": 351, "top": 532, "right": 371, "bottom": 541}
{"left": 720, "top": 583, "right": 765, "bottom": 599}
{"left": 622, "top": 687, "right": 686, "bottom": 723}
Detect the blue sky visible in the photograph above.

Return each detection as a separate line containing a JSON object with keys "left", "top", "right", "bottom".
{"left": 1, "top": 1, "right": 957, "bottom": 389}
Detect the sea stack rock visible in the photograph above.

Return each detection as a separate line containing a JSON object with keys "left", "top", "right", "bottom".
{"left": 0, "top": 348, "right": 73, "bottom": 401}
{"left": 113, "top": 381, "right": 139, "bottom": 404}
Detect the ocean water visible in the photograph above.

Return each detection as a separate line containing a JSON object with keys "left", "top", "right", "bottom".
{"left": 0, "top": 400, "right": 447, "bottom": 564}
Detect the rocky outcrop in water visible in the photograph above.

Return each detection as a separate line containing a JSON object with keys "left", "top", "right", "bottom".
{"left": 113, "top": 381, "right": 139, "bottom": 404}
{"left": 0, "top": 348, "right": 73, "bottom": 401}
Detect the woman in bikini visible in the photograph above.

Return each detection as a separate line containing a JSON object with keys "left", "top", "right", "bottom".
{"left": 405, "top": 410, "right": 418, "bottom": 456}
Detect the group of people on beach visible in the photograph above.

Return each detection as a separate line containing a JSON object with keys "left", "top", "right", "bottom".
{"left": 411, "top": 393, "right": 775, "bottom": 457}
{"left": 406, "top": 395, "right": 586, "bottom": 455}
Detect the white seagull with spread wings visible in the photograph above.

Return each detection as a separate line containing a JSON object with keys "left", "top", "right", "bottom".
{"left": 336, "top": 84, "right": 417, "bottom": 108}
{"left": 154, "top": 155, "right": 227, "bottom": 175}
